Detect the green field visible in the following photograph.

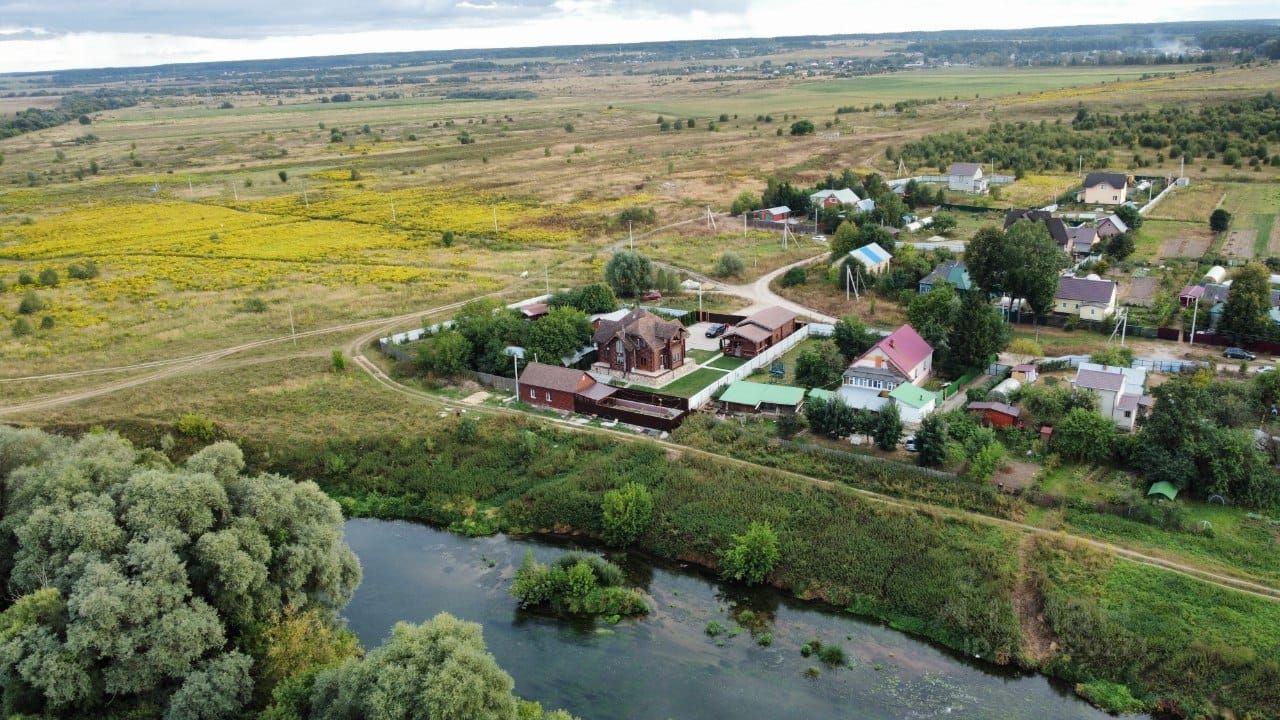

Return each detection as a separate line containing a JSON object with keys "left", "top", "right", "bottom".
{"left": 618, "top": 67, "right": 1166, "bottom": 117}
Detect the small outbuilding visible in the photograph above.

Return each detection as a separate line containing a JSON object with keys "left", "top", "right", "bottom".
{"left": 889, "top": 383, "right": 936, "bottom": 424}
{"left": 718, "top": 381, "right": 807, "bottom": 415}
{"left": 967, "top": 401, "right": 1022, "bottom": 428}
{"left": 518, "top": 362, "right": 602, "bottom": 412}
{"left": 847, "top": 242, "right": 893, "bottom": 276}
{"left": 1011, "top": 364, "right": 1038, "bottom": 384}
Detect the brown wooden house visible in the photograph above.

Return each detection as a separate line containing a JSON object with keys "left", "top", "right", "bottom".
{"left": 720, "top": 306, "right": 799, "bottom": 358}
{"left": 518, "top": 362, "right": 599, "bottom": 411}
{"left": 592, "top": 308, "right": 688, "bottom": 374}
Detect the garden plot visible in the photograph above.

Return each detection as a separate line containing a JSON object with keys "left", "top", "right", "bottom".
{"left": 1121, "top": 276, "right": 1157, "bottom": 307}
{"left": 1158, "top": 232, "right": 1211, "bottom": 259}
{"left": 1222, "top": 229, "right": 1257, "bottom": 261}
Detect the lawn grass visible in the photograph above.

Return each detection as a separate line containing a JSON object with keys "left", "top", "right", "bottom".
{"left": 686, "top": 348, "right": 718, "bottom": 364}
{"left": 708, "top": 355, "right": 747, "bottom": 370}
{"left": 641, "top": 367, "right": 726, "bottom": 397}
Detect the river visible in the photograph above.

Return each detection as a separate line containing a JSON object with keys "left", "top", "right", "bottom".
{"left": 342, "top": 518, "right": 1139, "bottom": 720}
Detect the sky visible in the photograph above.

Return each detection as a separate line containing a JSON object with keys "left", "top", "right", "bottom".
{"left": 0, "top": 0, "right": 1275, "bottom": 73}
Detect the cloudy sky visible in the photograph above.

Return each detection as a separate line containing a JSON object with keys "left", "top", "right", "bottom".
{"left": 0, "top": 0, "right": 1274, "bottom": 73}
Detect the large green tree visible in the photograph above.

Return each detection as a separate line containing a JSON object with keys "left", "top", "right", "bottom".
{"left": 966, "top": 221, "right": 1069, "bottom": 319}
{"left": 907, "top": 284, "right": 960, "bottom": 366}
{"left": 1219, "top": 262, "right": 1271, "bottom": 342}
{"left": 0, "top": 430, "right": 361, "bottom": 720}
{"left": 524, "top": 307, "right": 592, "bottom": 366}
{"left": 832, "top": 315, "right": 877, "bottom": 363}
{"left": 1053, "top": 408, "right": 1116, "bottom": 464}
{"left": 947, "top": 289, "right": 1010, "bottom": 373}
{"left": 604, "top": 251, "right": 653, "bottom": 298}
{"left": 306, "top": 613, "right": 572, "bottom": 720}
{"left": 793, "top": 340, "right": 845, "bottom": 389}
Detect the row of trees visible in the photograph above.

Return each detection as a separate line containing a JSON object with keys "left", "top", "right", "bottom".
{"left": 603, "top": 251, "right": 680, "bottom": 298}
{"left": 417, "top": 299, "right": 594, "bottom": 377}
{"left": 805, "top": 396, "right": 904, "bottom": 451}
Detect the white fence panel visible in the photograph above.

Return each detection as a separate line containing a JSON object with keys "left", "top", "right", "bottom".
{"left": 686, "top": 324, "right": 812, "bottom": 410}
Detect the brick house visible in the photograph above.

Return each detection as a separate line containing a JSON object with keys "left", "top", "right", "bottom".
{"left": 518, "top": 362, "right": 599, "bottom": 411}
{"left": 593, "top": 308, "right": 688, "bottom": 374}
{"left": 752, "top": 206, "right": 791, "bottom": 222}
{"left": 1096, "top": 214, "right": 1129, "bottom": 239}
{"left": 720, "top": 306, "right": 799, "bottom": 358}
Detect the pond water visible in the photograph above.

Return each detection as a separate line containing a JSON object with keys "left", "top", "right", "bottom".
{"left": 342, "top": 519, "right": 1141, "bottom": 720}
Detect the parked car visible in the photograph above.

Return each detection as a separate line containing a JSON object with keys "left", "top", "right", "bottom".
{"left": 812, "top": 234, "right": 827, "bottom": 243}
{"left": 704, "top": 323, "right": 727, "bottom": 338}
{"left": 1224, "top": 347, "right": 1256, "bottom": 360}
{"left": 903, "top": 436, "right": 919, "bottom": 453}
{"left": 641, "top": 289, "right": 662, "bottom": 301}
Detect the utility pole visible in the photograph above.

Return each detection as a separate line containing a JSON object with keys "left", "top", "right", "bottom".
{"left": 743, "top": 213, "right": 747, "bottom": 238}
{"left": 697, "top": 285, "right": 703, "bottom": 315}
{"left": 492, "top": 206, "right": 498, "bottom": 233}
{"left": 303, "top": 188, "right": 310, "bottom": 208}
{"left": 232, "top": 183, "right": 238, "bottom": 202}
{"left": 1189, "top": 295, "right": 1199, "bottom": 346}
{"left": 389, "top": 198, "right": 395, "bottom": 222}
{"left": 629, "top": 221, "right": 634, "bottom": 252}
{"left": 513, "top": 354, "right": 521, "bottom": 400}
{"left": 1078, "top": 155, "right": 1083, "bottom": 176}
{"left": 288, "top": 307, "right": 297, "bottom": 347}
{"left": 543, "top": 263, "right": 549, "bottom": 295}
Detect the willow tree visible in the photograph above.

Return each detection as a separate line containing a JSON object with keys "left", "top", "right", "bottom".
{"left": 0, "top": 429, "right": 361, "bottom": 720}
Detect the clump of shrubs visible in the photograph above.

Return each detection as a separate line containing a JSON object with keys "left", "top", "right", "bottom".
{"left": 242, "top": 297, "right": 268, "bottom": 313}
{"left": 511, "top": 551, "right": 647, "bottom": 618}
{"left": 67, "top": 260, "right": 100, "bottom": 279}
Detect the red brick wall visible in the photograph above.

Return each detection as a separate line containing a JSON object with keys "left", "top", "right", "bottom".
{"left": 523, "top": 384, "right": 576, "bottom": 412}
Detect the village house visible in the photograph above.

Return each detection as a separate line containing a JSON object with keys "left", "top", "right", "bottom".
{"left": 1066, "top": 225, "right": 1100, "bottom": 259}
{"left": 847, "top": 242, "right": 893, "bottom": 276}
{"left": 1096, "top": 214, "right": 1129, "bottom": 239}
{"left": 843, "top": 324, "right": 933, "bottom": 391}
{"left": 719, "top": 306, "right": 799, "bottom": 358}
{"left": 1004, "top": 208, "right": 1070, "bottom": 250}
{"left": 592, "top": 308, "right": 688, "bottom": 377}
{"left": 1054, "top": 275, "right": 1118, "bottom": 320}
{"left": 888, "top": 382, "right": 936, "bottom": 424}
{"left": 518, "top": 362, "right": 600, "bottom": 412}
{"left": 1080, "top": 172, "right": 1129, "bottom": 205}
{"left": 917, "top": 259, "right": 972, "bottom": 294}
{"left": 946, "top": 162, "right": 988, "bottom": 193}
{"left": 752, "top": 206, "right": 791, "bottom": 222}
{"left": 809, "top": 188, "right": 860, "bottom": 210}
{"left": 1071, "top": 365, "right": 1153, "bottom": 431}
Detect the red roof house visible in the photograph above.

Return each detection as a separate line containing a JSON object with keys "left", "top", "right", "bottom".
{"left": 842, "top": 324, "right": 934, "bottom": 391}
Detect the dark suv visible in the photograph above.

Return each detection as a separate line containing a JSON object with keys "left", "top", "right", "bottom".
{"left": 1224, "top": 347, "right": 1256, "bottom": 360}
{"left": 705, "top": 323, "right": 727, "bottom": 338}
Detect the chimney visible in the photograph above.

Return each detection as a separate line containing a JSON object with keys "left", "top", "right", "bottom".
{"left": 888, "top": 338, "right": 895, "bottom": 348}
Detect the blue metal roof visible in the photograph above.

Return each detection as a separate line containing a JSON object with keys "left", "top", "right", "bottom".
{"left": 850, "top": 242, "right": 891, "bottom": 265}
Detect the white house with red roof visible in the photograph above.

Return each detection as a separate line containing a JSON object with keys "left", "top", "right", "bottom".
{"left": 841, "top": 324, "right": 933, "bottom": 391}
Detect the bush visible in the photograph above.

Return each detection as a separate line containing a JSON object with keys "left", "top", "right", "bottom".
{"left": 714, "top": 252, "right": 746, "bottom": 278}
{"left": 966, "top": 441, "right": 1006, "bottom": 482}
{"left": 37, "top": 267, "right": 59, "bottom": 286}
{"left": 780, "top": 266, "right": 807, "bottom": 287}
{"left": 511, "top": 551, "right": 646, "bottom": 617}
{"left": 11, "top": 317, "right": 32, "bottom": 337}
{"left": 242, "top": 297, "right": 268, "bottom": 313}
{"left": 1089, "top": 345, "right": 1133, "bottom": 367}
{"left": 789, "top": 120, "right": 815, "bottom": 136}
{"left": 601, "top": 482, "right": 653, "bottom": 546}
{"left": 17, "top": 271, "right": 34, "bottom": 285}
{"left": 39, "top": 315, "right": 54, "bottom": 330}
{"left": 719, "top": 521, "right": 780, "bottom": 586}
{"left": 330, "top": 349, "right": 347, "bottom": 372}
{"left": 176, "top": 413, "right": 216, "bottom": 441}
{"left": 17, "top": 290, "right": 46, "bottom": 315}
{"left": 1210, "top": 208, "right": 1232, "bottom": 233}
{"left": 67, "top": 260, "right": 99, "bottom": 279}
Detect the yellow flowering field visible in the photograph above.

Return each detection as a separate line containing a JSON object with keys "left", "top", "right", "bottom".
{"left": 997, "top": 174, "right": 1079, "bottom": 207}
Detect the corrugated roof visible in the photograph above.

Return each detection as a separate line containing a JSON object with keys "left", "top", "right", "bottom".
{"left": 948, "top": 162, "right": 983, "bottom": 177}
{"left": 1056, "top": 276, "right": 1116, "bottom": 304}
{"left": 811, "top": 188, "right": 860, "bottom": 205}
{"left": 764, "top": 206, "right": 790, "bottom": 214}
{"left": 724, "top": 324, "right": 772, "bottom": 343}
{"left": 1084, "top": 172, "right": 1128, "bottom": 190}
{"left": 967, "top": 401, "right": 1020, "bottom": 417}
{"left": 719, "top": 381, "right": 806, "bottom": 408}
{"left": 520, "top": 362, "right": 591, "bottom": 393}
{"left": 1101, "top": 214, "right": 1128, "bottom": 233}
{"left": 858, "top": 324, "right": 932, "bottom": 378}
{"left": 1073, "top": 367, "right": 1125, "bottom": 393}
{"left": 850, "top": 242, "right": 892, "bottom": 266}
{"left": 889, "top": 383, "right": 934, "bottom": 409}
{"left": 740, "top": 306, "right": 797, "bottom": 332}
{"left": 807, "top": 388, "right": 837, "bottom": 401}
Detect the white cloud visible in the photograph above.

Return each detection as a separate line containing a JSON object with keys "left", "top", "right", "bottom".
{"left": 0, "top": 0, "right": 1273, "bottom": 73}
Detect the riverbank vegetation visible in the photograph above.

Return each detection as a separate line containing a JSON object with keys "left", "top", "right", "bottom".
{"left": 0, "top": 427, "right": 573, "bottom": 720}
{"left": 511, "top": 551, "right": 647, "bottom": 619}
{"left": 235, "top": 413, "right": 1280, "bottom": 718}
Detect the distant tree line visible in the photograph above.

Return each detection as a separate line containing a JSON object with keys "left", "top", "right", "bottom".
{"left": 0, "top": 90, "right": 138, "bottom": 140}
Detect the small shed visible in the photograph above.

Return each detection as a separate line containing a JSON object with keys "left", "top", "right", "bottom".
{"left": 752, "top": 206, "right": 791, "bottom": 222}
{"left": 847, "top": 242, "right": 893, "bottom": 276}
{"left": 967, "top": 401, "right": 1022, "bottom": 428}
{"left": 1147, "top": 481, "right": 1179, "bottom": 501}
{"left": 1039, "top": 425, "right": 1053, "bottom": 443}
{"left": 519, "top": 302, "right": 549, "bottom": 320}
{"left": 718, "top": 381, "right": 806, "bottom": 415}
{"left": 1011, "top": 364, "right": 1038, "bottom": 384}
{"left": 1203, "top": 265, "right": 1227, "bottom": 284}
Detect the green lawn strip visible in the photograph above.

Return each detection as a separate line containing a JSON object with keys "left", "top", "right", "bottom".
{"left": 1255, "top": 213, "right": 1275, "bottom": 257}
{"left": 645, "top": 367, "right": 728, "bottom": 398}
{"left": 687, "top": 348, "right": 718, "bottom": 363}
{"left": 708, "top": 355, "right": 747, "bottom": 370}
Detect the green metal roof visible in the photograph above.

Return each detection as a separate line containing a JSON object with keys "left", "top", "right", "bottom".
{"left": 888, "top": 382, "right": 935, "bottom": 409}
{"left": 1147, "top": 481, "right": 1179, "bottom": 501}
{"left": 719, "top": 381, "right": 806, "bottom": 408}
{"left": 807, "top": 388, "right": 837, "bottom": 401}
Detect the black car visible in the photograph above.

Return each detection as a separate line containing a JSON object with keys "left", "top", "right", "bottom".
{"left": 1224, "top": 347, "right": 1256, "bottom": 360}
{"left": 705, "top": 323, "right": 727, "bottom": 338}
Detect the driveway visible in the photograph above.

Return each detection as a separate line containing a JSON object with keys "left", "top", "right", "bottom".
{"left": 685, "top": 322, "right": 724, "bottom": 352}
